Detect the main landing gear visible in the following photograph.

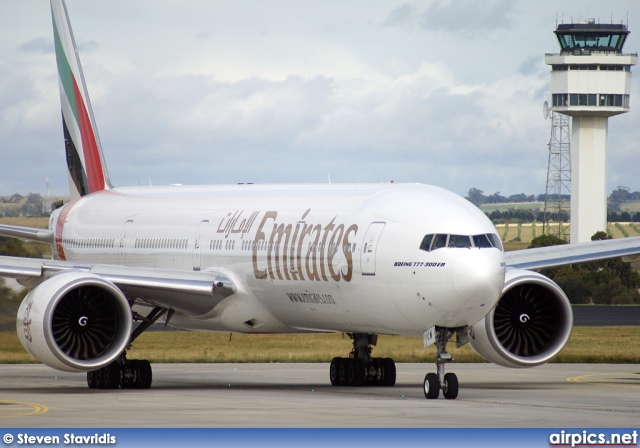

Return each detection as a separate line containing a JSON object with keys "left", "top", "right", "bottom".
{"left": 423, "top": 327, "right": 466, "bottom": 400}
{"left": 329, "top": 333, "right": 396, "bottom": 387}
{"left": 87, "top": 358, "right": 152, "bottom": 389}
{"left": 87, "top": 306, "right": 171, "bottom": 390}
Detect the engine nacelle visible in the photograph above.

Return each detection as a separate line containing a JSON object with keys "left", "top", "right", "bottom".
{"left": 16, "top": 270, "right": 132, "bottom": 372}
{"left": 469, "top": 269, "right": 573, "bottom": 368}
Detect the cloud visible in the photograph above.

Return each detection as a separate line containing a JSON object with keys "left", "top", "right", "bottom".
{"left": 18, "top": 37, "right": 53, "bottom": 54}
{"left": 382, "top": 3, "right": 416, "bottom": 28}
{"left": 420, "top": 0, "right": 515, "bottom": 32}
{"left": 3, "top": 0, "right": 640, "bottom": 199}
{"left": 382, "top": 0, "right": 515, "bottom": 33}
{"left": 76, "top": 40, "right": 99, "bottom": 53}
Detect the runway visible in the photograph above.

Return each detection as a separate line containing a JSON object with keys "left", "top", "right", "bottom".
{"left": 0, "top": 363, "right": 638, "bottom": 427}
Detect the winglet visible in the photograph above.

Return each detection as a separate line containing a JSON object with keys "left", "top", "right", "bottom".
{"left": 50, "top": 0, "right": 112, "bottom": 199}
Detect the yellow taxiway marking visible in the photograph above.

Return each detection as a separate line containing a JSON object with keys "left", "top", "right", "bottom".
{"left": 567, "top": 372, "right": 640, "bottom": 390}
{"left": 0, "top": 401, "right": 49, "bottom": 418}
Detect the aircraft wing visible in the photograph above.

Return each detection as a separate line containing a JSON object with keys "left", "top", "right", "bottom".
{"left": 0, "top": 224, "right": 54, "bottom": 243}
{"left": 0, "top": 255, "right": 236, "bottom": 316}
{"left": 504, "top": 236, "right": 640, "bottom": 270}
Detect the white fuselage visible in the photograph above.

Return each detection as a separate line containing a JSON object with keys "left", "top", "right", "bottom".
{"left": 50, "top": 183, "right": 506, "bottom": 336}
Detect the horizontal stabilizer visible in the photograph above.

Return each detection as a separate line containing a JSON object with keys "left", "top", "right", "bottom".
{"left": 0, "top": 224, "right": 54, "bottom": 244}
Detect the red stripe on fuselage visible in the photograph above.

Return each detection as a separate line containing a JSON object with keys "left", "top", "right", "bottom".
{"left": 54, "top": 200, "right": 78, "bottom": 261}
{"left": 72, "top": 76, "right": 105, "bottom": 193}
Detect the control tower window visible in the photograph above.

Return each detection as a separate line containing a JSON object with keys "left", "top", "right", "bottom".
{"left": 555, "top": 23, "right": 629, "bottom": 53}
{"left": 600, "top": 65, "right": 625, "bottom": 71}
{"left": 570, "top": 94, "right": 578, "bottom": 106}
{"left": 553, "top": 94, "right": 568, "bottom": 107}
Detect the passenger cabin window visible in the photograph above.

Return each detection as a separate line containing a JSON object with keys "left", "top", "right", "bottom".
{"left": 419, "top": 233, "right": 503, "bottom": 252}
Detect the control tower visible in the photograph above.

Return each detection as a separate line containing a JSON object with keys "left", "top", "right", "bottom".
{"left": 545, "top": 19, "right": 637, "bottom": 242}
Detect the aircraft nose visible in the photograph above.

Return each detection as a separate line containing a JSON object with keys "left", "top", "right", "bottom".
{"left": 451, "top": 250, "right": 505, "bottom": 304}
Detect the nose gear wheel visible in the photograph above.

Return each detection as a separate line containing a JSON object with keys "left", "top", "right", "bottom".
{"left": 423, "top": 326, "right": 465, "bottom": 400}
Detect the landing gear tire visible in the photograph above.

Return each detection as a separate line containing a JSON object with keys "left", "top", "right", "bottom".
{"left": 424, "top": 372, "right": 440, "bottom": 399}
{"left": 87, "top": 359, "right": 152, "bottom": 390}
{"left": 134, "top": 360, "right": 153, "bottom": 389}
{"left": 443, "top": 372, "right": 459, "bottom": 400}
{"left": 330, "top": 357, "right": 342, "bottom": 386}
{"left": 103, "top": 361, "right": 121, "bottom": 389}
{"left": 381, "top": 358, "right": 396, "bottom": 387}
{"left": 87, "top": 361, "right": 120, "bottom": 390}
{"left": 328, "top": 333, "right": 396, "bottom": 388}
{"left": 87, "top": 370, "right": 97, "bottom": 389}
{"left": 338, "top": 358, "right": 347, "bottom": 385}
{"left": 348, "top": 358, "right": 366, "bottom": 387}
{"left": 121, "top": 359, "right": 153, "bottom": 389}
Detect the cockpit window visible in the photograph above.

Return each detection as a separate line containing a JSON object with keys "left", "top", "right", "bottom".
{"left": 419, "top": 234, "right": 434, "bottom": 251}
{"left": 487, "top": 233, "right": 503, "bottom": 251}
{"left": 473, "top": 234, "right": 493, "bottom": 248}
{"left": 431, "top": 234, "right": 448, "bottom": 250}
{"left": 419, "top": 232, "right": 503, "bottom": 252}
{"left": 448, "top": 235, "right": 472, "bottom": 248}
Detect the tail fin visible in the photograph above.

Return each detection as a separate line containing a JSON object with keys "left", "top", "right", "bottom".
{"left": 51, "top": 0, "right": 112, "bottom": 199}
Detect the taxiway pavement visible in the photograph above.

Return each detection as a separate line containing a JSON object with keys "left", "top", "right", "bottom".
{"left": 0, "top": 363, "right": 638, "bottom": 427}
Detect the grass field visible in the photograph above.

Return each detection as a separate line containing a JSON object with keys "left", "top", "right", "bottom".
{"left": 1, "top": 327, "right": 639, "bottom": 364}
{"left": 620, "top": 201, "right": 640, "bottom": 213}
{"left": 480, "top": 202, "right": 543, "bottom": 213}
{"left": 494, "top": 222, "right": 640, "bottom": 244}
{"left": 0, "top": 217, "right": 49, "bottom": 228}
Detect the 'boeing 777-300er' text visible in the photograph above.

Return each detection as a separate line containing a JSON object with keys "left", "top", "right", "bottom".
{"left": 2, "top": 0, "right": 640, "bottom": 399}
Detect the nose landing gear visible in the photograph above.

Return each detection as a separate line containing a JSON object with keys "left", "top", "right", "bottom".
{"left": 423, "top": 327, "right": 465, "bottom": 399}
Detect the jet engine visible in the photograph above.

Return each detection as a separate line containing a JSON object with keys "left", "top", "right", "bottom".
{"left": 469, "top": 269, "right": 573, "bottom": 368}
{"left": 16, "top": 270, "right": 132, "bottom": 372}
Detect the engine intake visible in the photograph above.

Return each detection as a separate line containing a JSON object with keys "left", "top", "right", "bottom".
{"left": 469, "top": 269, "right": 573, "bottom": 368}
{"left": 17, "top": 271, "right": 132, "bottom": 372}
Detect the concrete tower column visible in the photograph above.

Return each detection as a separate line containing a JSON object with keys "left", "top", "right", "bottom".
{"left": 570, "top": 116, "right": 607, "bottom": 242}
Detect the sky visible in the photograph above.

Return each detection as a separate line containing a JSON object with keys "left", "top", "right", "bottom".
{"left": 1, "top": 0, "right": 639, "bottom": 199}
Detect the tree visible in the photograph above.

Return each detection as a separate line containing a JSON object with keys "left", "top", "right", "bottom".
{"left": 528, "top": 231, "right": 640, "bottom": 305}
{"left": 466, "top": 188, "right": 485, "bottom": 206}
{"left": 0, "top": 237, "right": 28, "bottom": 257}
{"left": 529, "top": 234, "right": 568, "bottom": 248}
{"left": 608, "top": 186, "right": 631, "bottom": 213}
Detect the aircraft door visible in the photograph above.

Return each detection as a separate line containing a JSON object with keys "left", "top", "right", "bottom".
{"left": 118, "top": 220, "right": 133, "bottom": 264}
{"left": 193, "top": 220, "right": 209, "bottom": 271}
{"left": 360, "top": 222, "right": 385, "bottom": 275}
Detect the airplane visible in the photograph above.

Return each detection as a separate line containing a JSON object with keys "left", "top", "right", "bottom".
{"left": 2, "top": 0, "right": 640, "bottom": 399}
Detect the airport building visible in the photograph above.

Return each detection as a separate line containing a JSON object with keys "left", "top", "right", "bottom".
{"left": 545, "top": 20, "right": 637, "bottom": 243}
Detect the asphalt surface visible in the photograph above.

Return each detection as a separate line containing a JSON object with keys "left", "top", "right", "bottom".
{"left": 0, "top": 363, "right": 638, "bottom": 427}
{"left": 572, "top": 305, "right": 640, "bottom": 326}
